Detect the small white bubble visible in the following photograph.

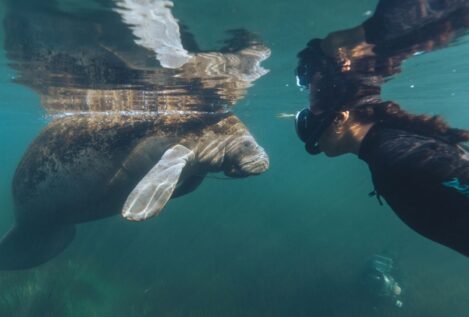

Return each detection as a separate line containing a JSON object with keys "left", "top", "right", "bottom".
{"left": 285, "top": 84, "right": 289, "bottom": 87}
{"left": 363, "top": 10, "right": 373, "bottom": 16}
{"left": 296, "top": 76, "right": 301, "bottom": 87}
{"left": 452, "top": 69, "right": 457, "bottom": 73}
{"left": 410, "top": 84, "right": 415, "bottom": 88}
{"left": 451, "top": 92, "right": 456, "bottom": 96}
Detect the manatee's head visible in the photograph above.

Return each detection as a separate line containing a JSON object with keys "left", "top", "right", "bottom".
{"left": 223, "top": 135, "right": 269, "bottom": 177}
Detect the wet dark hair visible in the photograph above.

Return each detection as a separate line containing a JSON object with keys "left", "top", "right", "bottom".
{"left": 297, "top": 39, "right": 382, "bottom": 111}
{"left": 351, "top": 101, "right": 469, "bottom": 144}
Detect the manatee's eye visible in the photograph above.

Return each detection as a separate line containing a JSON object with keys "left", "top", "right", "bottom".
{"left": 243, "top": 140, "right": 252, "bottom": 148}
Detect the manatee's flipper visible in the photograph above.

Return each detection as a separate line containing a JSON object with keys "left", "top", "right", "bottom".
{"left": 122, "top": 144, "right": 195, "bottom": 221}
{"left": 114, "top": 0, "right": 193, "bottom": 68}
{"left": 0, "top": 224, "right": 76, "bottom": 270}
{"left": 172, "top": 174, "right": 206, "bottom": 198}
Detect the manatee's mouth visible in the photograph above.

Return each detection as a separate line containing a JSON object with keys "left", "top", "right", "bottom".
{"left": 240, "top": 157, "right": 269, "bottom": 174}
{"left": 224, "top": 155, "right": 269, "bottom": 177}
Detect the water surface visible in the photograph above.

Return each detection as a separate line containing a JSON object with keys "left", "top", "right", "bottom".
{"left": 1, "top": 1, "right": 469, "bottom": 316}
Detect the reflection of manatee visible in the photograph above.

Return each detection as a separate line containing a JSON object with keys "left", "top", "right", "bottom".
{"left": 0, "top": 112, "right": 268, "bottom": 269}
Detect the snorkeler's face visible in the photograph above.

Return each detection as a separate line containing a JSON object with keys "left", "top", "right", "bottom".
{"left": 317, "top": 111, "right": 350, "bottom": 157}
{"left": 317, "top": 121, "right": 341, "bottom": 156}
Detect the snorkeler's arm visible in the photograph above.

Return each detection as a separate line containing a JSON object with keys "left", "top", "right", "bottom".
{"left": 363, "top": 0, "right": 469, "bottom": 45}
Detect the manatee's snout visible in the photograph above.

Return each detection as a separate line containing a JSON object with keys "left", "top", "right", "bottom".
{"left": 239, "top": 146, "right": 269, "bottom": 174}
{"left": 223, "top": 136, "right": 269, "bottom": 178}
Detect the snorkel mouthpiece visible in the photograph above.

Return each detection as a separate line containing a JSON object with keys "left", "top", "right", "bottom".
{"left": 305, "top": 142, "right": 322, "bottom": 155}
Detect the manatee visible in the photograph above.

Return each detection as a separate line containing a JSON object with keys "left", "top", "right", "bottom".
{"left": 1, "top": 0, "right": 271, "bottom": 269}
{"left": 0, "top": 111, "right": 267, "bottom": 269}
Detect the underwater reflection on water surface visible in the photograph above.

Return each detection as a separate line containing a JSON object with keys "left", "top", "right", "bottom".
{"left": 0, "top": 0, "right": 469, "bottom": 316}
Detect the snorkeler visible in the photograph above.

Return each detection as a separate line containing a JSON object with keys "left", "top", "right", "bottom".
{"left": 294, "top": 0, "right": 469, "bottom": 256}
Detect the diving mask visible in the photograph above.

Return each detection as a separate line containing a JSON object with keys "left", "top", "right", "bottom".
{"left": 294, "top": 108, "right": 336, "bottom": 155}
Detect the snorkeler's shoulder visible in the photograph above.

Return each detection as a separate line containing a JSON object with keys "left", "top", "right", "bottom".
{"left": 362, "top": 125, "right": 468, "bottom": 185}
{"left": 360, "top": 124, "right": 417, "bottom": 164}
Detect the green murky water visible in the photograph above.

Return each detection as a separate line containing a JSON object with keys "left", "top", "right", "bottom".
{"left": 1, "top": 1, "right": 469, "bottom": 316}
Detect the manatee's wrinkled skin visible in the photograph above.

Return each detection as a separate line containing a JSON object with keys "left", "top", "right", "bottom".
{"left": 13, "top": 112, "right": 269, "bottom": 225}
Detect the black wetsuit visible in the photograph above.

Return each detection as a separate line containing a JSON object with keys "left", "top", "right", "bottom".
{"left": 359, "top": 124, "right": 469, "bottom": 256}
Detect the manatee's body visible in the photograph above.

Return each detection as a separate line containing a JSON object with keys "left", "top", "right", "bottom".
{"left": 13, "top": 113, "right": 223, "bottom": 224}
{"left": 1, "top": 0, "right": 270, "bottom": 270}
{"left": 2, "top": 112, "right": 268, "bottom": 269}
